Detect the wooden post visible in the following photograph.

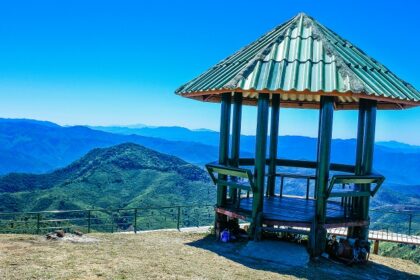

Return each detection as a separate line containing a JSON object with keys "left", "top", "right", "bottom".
{"left": 267, "top": 94, "right": 280, "bottom": 197}
{"left": 250, "top": 93, "right": 269, "bottom": 239}
{"left": 215, "top": 92, "right": 231, "bottom": 237}
{"left": 229, "top": 92, "right": 243, "bottom": 201}
{"left": 306, "top": 178, "right": 310, "bottom": 200}
{"left": 217, "top": 92, "right": 232, "bottom": 207}
{"left": 87, "top": 210, "right": 91, "bottom": 233}
{"left": 177, "top": 206, "right": 181, "bottom": 230}
{"left": 36, "top": 213, "right": 41, "bottom": 235}
{"left": 134, "top": 208, "right": 138, "bottom": 234}
{"left": 373, "top": 240, "right": 379, "bottom": 254}
{"left": 311, "top": 96, "right": 334, "bottom": 256}
{"left": 360, "top": 99, "right": 377, "bottom": 240}
{"left": 349, "top": 99, "right": 377, "bottom": 241}
{"left": 348, "top": 100, "right": 367, "bottom": 238}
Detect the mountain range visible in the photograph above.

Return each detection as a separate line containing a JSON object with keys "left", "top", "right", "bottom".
{"left": 1, "top": 118, "right": 419, "bottom": 187}
{"left": 0, "top": 118, "right": 219, "bottom": 175}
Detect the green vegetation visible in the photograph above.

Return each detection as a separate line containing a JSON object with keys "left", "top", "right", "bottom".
{"left": 380, "top": 242, "right": 420, "bottom": 264}
{"left": 0, "top": 143, "right": 214, "bottom": 212}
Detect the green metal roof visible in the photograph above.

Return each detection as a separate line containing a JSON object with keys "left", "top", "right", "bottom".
{"left": 176, "top": 13, "right": 420, "bottom": 110}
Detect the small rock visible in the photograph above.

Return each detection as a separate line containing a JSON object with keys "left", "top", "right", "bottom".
{"left": 74, "top": 230, "right": 84, "bottom": 236}
{"left": 55, "top": 230, "right": 65, "bottom": 238}
{"left": 46, "top": 233, "right": 58, "bottom": 241}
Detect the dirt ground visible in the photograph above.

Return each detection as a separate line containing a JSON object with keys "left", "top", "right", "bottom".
{"left": 0, "top": 231, "right": 419, "bottom": 280}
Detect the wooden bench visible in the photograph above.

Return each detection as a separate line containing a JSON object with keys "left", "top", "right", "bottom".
{"left": 205, "top": 164, "right": 255, "bottom": 208}
{"left": 326, "top": 173, "right": 385, "bottom": 198}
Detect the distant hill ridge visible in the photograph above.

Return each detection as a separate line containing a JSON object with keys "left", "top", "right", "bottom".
{"left": 0, "top": 143, "right": 213, "bottom": 212}
{"left": 92, "top": 123, "right": 420, "bottom": 185}
{"left": 1, "top": 118, "right": 419, "bottom": 185}
{"left": 0, "top": 118, "right": 219, "bottom": 175}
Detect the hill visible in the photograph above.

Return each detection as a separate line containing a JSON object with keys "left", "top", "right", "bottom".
{"left": 0, "top": 118, "right": 219, "bottom": 174}
{"left": 0, "top": 143, "right": 214, "bottom": 212}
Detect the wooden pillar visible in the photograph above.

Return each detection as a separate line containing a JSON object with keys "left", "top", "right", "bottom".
{"left": 360, "top": 99, "right": 377, "bottom": 240}
{"left": 250, "top": 93, "right": 269, "bottom": 239}
{"left": 215, "top": 93, "right": 231, "bottom": 237}
{"left": 373, "top": 240, "right": 380, "bottom": 254}
{"left": 348, "top": 100, "right": 367, "bottom": 238}
{"left": 267, "top": 94, "right": 280, "bottom": 197}
{"left": 217, "top": 92, "right": 232, "bottom": 206}
{"left": 349, "top": 99, "right": 377, "bottom": 241}
{"left": 311, "top": 96, "right": 334, "bottom": 256}
{"left": 229, "top": 93, "right": 243, "bottom": 201}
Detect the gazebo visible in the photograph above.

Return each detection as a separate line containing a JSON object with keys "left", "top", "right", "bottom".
{"left": 175, "top": 13, "right": 420, "bottom": 256}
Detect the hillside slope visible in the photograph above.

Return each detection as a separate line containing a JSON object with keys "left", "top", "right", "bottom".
{"left": 0, "top": 143, "right": 214, "bottom": 212}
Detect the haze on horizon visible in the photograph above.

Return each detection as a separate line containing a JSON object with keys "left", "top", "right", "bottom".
{"left": 0, "top": 0, "right": 419, "bottom": 144}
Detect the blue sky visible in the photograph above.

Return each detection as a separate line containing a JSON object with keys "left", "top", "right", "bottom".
{"left": 0, "top": 0, "right": 419, "bottom": 144}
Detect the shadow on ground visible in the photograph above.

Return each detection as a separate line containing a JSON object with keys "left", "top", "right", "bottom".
{"left": 187, "top": 235, "right": 419, "bottom": 280}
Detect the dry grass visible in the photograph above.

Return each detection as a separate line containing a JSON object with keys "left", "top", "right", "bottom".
{"left": 0, "top": 231, "right": 419, "bottom": 280}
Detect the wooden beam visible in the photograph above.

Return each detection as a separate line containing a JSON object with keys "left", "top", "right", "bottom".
{"left": 180, "top": 88, "right": 419, "bottom": 109}
{"left": 267, "top": 94, "right": 280, "bottom": 196}
{"left": 215, "top": 207, "right": 247, "bottom": 220}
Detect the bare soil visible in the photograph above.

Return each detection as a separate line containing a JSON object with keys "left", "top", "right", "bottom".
{"left": 0, "top": 231, "right": 419, "bottom": 280}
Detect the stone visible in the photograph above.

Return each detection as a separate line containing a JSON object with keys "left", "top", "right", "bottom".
{"left": 55, "top": 230, "right": 65, "bottom": 238}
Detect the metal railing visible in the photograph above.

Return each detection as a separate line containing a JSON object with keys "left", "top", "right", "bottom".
{"left": 0, "top": 205, "right": 418, "bottom": 237}
{"left": 0, "top": 205, "right": 214, "bottom": 235}
{"left": 370, "top": 209, "right": 420, "bottom": 235}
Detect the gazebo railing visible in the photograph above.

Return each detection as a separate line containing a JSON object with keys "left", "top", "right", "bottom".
{"left": 269, "top": 172, "right": 316, "bottom": 199}
{"left": 209, "top": 158, "right": 384, "bottom": 221}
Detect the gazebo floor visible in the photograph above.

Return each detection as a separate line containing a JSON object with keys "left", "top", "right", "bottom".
{"left": 216, "top": 195, "right": 367, "bottom": 228}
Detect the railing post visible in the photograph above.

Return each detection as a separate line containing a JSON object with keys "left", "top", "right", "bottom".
{"left": 87, "top": 210, "right": 91, "bottom": 233}
{"left": 134, "top": 209, "right": 138, "bottom": 234}
{"left": 36, "top": 213, "right": 41, "bottom": 234}
{"left": 177, "top": 206, "right": 181, "bottom": 230}
{"left": 373, "top": 240, "right": 379, "bottom": 254}
{"left": 280, "top": 176, "right": 284, "bottom": 198}
{"left": 306, "top": 178, "right": 310, "bottom": 200}
{"left": 408, "top": 213, "right": 412, "bottom": 235}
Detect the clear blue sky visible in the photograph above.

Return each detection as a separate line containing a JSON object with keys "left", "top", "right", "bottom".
{"left": 0, "top": 0, "right": 419, "bottom": 144}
